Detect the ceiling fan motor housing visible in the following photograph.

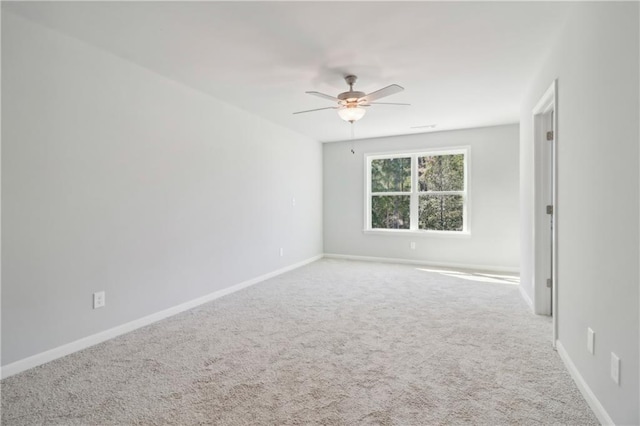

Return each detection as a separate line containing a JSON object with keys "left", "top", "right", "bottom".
{"left": 338, "top": 91, "right": 366, "bottom": 103}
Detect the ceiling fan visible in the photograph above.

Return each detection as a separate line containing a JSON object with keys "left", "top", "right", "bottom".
{"left": 293, "top": 75, "right": 409, "bottom": 123}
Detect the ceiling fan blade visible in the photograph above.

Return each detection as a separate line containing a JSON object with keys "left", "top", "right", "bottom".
{"left": 368, "top": 102, "right": 411, "bottom": 106}
{"left": 292, "top": 106, "right": 337, "bottom": 115}
{"left": 306, "top": 91, "right": 340, "bottom": 102}
{"left": 363, "top": 84, "right": 404, "bottom": 102}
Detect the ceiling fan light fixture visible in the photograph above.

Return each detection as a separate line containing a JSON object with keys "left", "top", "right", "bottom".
{"left": 337, "top": 105, "right": 366, "bottom": 123}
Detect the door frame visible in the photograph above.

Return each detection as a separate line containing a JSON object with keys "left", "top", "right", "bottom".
{"left": 532, "top": 79, "right": 558, "bottom": 347}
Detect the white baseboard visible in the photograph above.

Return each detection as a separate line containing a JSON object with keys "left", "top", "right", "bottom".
{"left": 519, "top": 285, "right": 534, "bottom": 310}
{"left": 0, "top": 254, "right": 323, "bottom": 380}
{"left": 323, "top": 253, "right": 519, "bottom": 274}
{"left": 555, "top": 340, "right": 614, "bottom": 425}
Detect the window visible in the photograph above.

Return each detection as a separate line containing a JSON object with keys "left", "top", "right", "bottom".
{"left": 366, "top": 148, "right": 469, "bottom": 234}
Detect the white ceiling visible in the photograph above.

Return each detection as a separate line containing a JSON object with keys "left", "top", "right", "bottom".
{"left": 4, "top": 1, "right": 573, "bottom": 142}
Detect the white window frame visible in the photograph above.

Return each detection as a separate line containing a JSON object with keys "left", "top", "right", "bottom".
{"left": 364, "top": 146, "right": 470, "bottom": 237}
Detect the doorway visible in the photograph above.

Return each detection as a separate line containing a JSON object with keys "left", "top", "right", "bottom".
{"left": 533, "top": 80, "right": 558, "bottom": 346}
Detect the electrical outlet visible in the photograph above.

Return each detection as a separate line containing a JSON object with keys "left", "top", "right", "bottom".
{"left": 93, "top": 291, "right": 105, "bottom": 309}
{"left": 410, "top": 242, "right": 416, "bottom": 250}
{"left": 611, "top": 353, "right": 620, "bottom": 385}
{"left": 279, "top": 248, "right": 284, "bottom": 257}
{"left": 587, "top": 328, "right": 595, "bottom": 354}
{"left": 292, "top": 197, "right": 296, "bottom": 207}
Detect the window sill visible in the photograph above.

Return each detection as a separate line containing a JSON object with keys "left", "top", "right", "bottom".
{"left": 363, "top": 229, "right": 471, "bottom": 238}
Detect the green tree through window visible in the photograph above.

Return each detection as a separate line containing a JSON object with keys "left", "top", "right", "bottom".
{"left": 370, "top": 158, "right": 411, "bottom": 229}
{"left": 368, "top": 150, "right": 467, "bottom": 232}
{"left": 418, "top": 154, "right": 464, "bottom": 231}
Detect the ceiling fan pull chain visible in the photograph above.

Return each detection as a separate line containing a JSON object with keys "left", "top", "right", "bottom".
{"left": 350, "top": 122, "right": 355, "bottom": 154}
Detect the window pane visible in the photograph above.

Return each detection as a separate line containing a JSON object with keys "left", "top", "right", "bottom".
{"left": 418, "top": 154, "right": 464, "bottom": 191}
{"left": 372, "top": 195, "right": 410, "bottom": 229}
{"left": 419, "top": 195, "right": 463, "bottom": 231}
{"left": 371, "top": 157, "right": 411, "bottom": 192}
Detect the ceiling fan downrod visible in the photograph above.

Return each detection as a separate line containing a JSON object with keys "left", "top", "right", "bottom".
{"left": 345, "top": 75, "right": 357, "bottom": 92}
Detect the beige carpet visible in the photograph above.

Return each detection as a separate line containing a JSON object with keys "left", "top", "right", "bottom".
{"left": 1, "top": 259, "right": 596, "bottom": 425}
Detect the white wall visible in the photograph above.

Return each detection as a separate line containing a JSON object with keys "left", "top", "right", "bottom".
{"left": 520, "top": 3, "right": 639, "bottom": 424}
{"left": 324, "top": 124, "right": 519, "bottom": 272}
{"left": 1, "top": 12, "right": 323, "bottom": 366}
